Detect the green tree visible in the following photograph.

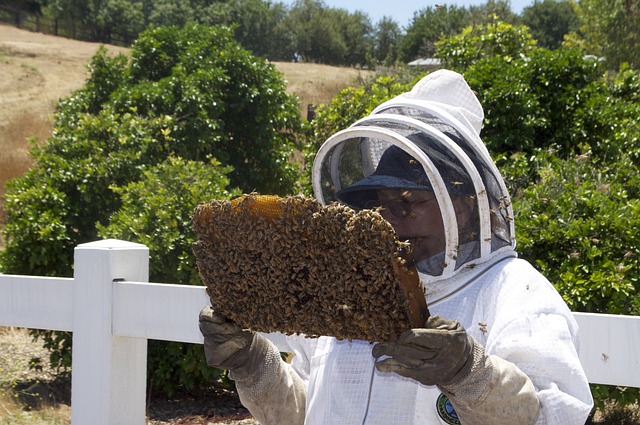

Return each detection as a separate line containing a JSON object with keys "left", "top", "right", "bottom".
{"left": 97, "top": 156, "right": 241, "bottom": 394}
{"left": 93, "top": 0, "right": 145, "bottom": 43}
{"left": 335, "top": 9, "right": 373, "bottom": 66}
{"left": 462, "top": 48, "right": 610, "bottom": 157}
{"left": 573, "top": 0, "right": 640, "bottom": 69}
{"left": 467, "top": 0, "right": 517, "bottom": 25}
{"left": 44, "top": 0, "right": 146, "bottom": 43}
{"left": 0, "top": 0, "right": 40, "bottom": 12}
{"left": 283, "top": 0, "right": 380, "bottom": 65}
{"left": 521, "top": 0, "right": 580, "bottom": 49}
{"left": 435, "top": 19, "right": 537, "bottom": 71}
{"left": 122, "top": 25, "right": 303, "bottom": 193}
{"left": 399, "top": 4, "right": 470, "bottom": 62}
{"left": 510, "top": 150, "right": 640, "bottom": 317}
{"left": 1, "top": 24, "right": 304, "bottom": 394}
{"left": 372, "top": 16, "right": 401, "bottom": 66}
{"left": 226, "top": 0, "right": 294, "bottom": 60}
{"left": 147, "top": 0, "right": 195, "bottom": 27}
{"left": 192, "top": 0, "right": 232, "bottom": 27}
{"left": 505, "top": 147, "right": 640, "bottom": 412}
{"left": 41, "top": 0, "right": 92, "bottom": 33}
{"left": 267, "top": 2, "right": 298, "bottom": 60}
{"left": 287, "top": 0, "right": 346, "bottom": 64}
{"left": 435, "top": 20, "right": 609, "bottom": 158}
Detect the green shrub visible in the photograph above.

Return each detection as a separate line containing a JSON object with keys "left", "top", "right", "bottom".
{"left": 97, "top": 156, "right": 240, "bottom": 392}
{"left": 498, "top": 109, "right": 640, "bottom": 412}
{"left": 513, "top": 151, "right": 640, "bottom": 316}
{"left": 435, "top": 19, "right": 537, "bottom": 72}
{"left": 463, "top": 48, "right": 611, "bottom": 157}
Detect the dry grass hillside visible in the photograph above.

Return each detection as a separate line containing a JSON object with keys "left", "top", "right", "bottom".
{"left": 0, "top": 23, "right": 373, "bottom": 247}
{"left": 0, "top": 24, "right": 130, "bottom": 245}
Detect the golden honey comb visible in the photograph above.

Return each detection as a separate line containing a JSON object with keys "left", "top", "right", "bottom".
{"left": 192, "top": 194, "right": 429, "bottom": 342}
{"left": 229, "top": 194, "right": 283, "bottom": 220}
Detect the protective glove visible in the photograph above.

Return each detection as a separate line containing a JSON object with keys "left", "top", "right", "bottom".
{"left": 372, "top": 315, "right": 475, "bottom": 387}
{"left": 198, "top": 306, "right": 257, "bottom": 372}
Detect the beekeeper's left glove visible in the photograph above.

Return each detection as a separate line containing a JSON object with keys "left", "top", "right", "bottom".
{"left": 372, "top": 315, "right": 475, "bottom": 387}
{"left": 199, "top": 306, "right": 263, "bottom": 374}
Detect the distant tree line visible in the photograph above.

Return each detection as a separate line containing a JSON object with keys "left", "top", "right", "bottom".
{"left": 1, "top": 0, "right": 637, "bottom": 69}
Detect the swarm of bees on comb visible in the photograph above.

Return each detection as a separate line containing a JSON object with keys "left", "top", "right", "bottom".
{"left": 192, "top": 194, "right": 428, "bottom": 342}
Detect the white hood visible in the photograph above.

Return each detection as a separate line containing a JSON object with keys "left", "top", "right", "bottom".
{"left": 312, "top": 69, "right": 516, "bottom": 285}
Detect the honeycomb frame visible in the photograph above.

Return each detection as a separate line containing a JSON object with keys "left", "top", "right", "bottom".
{"left": 192, "top": 194, "right": 429, "bottom": 342}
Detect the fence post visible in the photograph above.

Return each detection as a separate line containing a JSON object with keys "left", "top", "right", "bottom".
{"left": 71, "top": 239, "right": 149, "bottom": 425}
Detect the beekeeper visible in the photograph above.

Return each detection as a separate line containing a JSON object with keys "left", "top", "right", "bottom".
{"left": 199, "top": 69, "right": 594, "bottom": 424}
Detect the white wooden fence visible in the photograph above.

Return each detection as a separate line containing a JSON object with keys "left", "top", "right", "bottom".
{"left": 1, "top": 239, "right": 639, "bottom": 424}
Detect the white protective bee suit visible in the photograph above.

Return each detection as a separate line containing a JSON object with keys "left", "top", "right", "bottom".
{"left": 201, "top": 69, "right": 594, "bottom": 425}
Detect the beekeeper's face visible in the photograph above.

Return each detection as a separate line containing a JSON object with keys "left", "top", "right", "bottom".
{"left": 375, "top": 189, "right": 445, "bottom": 262}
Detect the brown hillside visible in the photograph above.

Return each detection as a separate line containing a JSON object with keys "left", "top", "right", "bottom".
{"left": 0, "top": 24, "right": 130, "bottom": 239}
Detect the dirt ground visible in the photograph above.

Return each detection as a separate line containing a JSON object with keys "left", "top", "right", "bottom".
{"left": 0, "top": 23, "right": 129, "bottom": 137}
{"left": 0, "top": 326, "right": 258, "bottom": 424}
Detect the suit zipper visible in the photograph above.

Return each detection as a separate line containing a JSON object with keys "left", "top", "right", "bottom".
{"left": 361, "top": 360, "right": 378, "bottom": 425}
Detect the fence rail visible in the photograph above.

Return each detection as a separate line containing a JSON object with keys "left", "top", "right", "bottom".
{"left": 1, "top": 239, "right": 639, "bottom": 424}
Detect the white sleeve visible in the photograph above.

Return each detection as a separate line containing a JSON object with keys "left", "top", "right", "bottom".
{"left": 229, "top": 336, "right": 306, "bottom": 425}
{"left": 441, "top": 310, "right": 592, "bottom": 425}
{"left": 440, "top": 339, "right": 540, "bottom": 425}
{"left": 480, "top": 263, "right": 594, "bottom": 424}
{"left": 488, "top": 312, "right": 594, "bottom": 424}
{"left": 440, "top": 259, "right": 593, "bottom": 425}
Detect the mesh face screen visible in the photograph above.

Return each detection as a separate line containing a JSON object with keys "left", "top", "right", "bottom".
{"left": 193, "top": 194, "right": 429, "bottom": 342}
{"left": 312, "top": 72, "right": 516, "bottom": 286}
{"left": 373, "top": 106, "right": 513, "bottom": 251}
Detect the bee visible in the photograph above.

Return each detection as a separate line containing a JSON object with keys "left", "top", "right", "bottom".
{"left": 478, "top": 322, "right": 488, "bottom": 335}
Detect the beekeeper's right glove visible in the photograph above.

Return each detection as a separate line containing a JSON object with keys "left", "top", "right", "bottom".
{"left": 198, "top": 306, "right": 307, "bottom": 425}
{"left": 199, "top": 305, "right": 264, "bottom": 375}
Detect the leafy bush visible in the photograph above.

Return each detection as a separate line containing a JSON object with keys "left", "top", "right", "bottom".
{"left": 507, "top": 150, "right": 640, "bottom": 411}
{"left": 97, "top": 156, "right": 240, "bottom": 392}
{"left": 0, "top": 24, "right": 305, "bottom": 394}
{"left": 512, "top": 151, "right": 640, "bottom": 315}
{"left": 435, "top": 19, "right": 538, "bottom": 71}
{"left": 463, "top": 48, "right": 612, "bottom": 157}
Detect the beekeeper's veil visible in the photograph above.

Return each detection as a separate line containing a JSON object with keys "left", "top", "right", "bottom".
{"left": 312, "top": 70, "right": 515, "bottom": 282}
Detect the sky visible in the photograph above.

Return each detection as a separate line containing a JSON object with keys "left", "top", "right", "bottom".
{"left": 276, "top": 0, "right": 534, "bottom": 28}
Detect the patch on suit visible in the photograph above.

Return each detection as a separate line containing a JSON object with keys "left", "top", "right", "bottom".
{"left": 436, "top": 393, "right": 460, "bottom": 425}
